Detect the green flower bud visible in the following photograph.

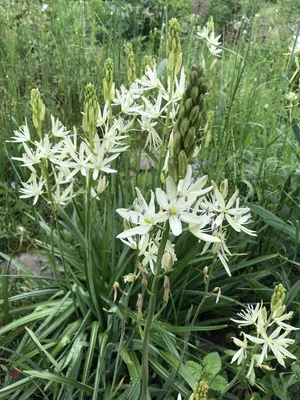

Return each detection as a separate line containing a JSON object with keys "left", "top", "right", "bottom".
{"left": 175, "top": 52, "right": 183, "bottom": 75}
{"left": 167, "top": 18, "right": 181, "bottom": 72}
{"left": 173, "top": 131, "right": 183, "bottom": 155}
{"left": 184, "top": 127, "right": 195, "bottom": 149}
{"left": 82, "top": 83, "right": 99, "bottom": 140}
{"left": 30, "top": 88, "right": 45, "bottom": 135}
{"left": 103, "top": 58, "right": 115, "bottom": 102}
{"left": 178, "top": 150, "right": 188, "bottom": 179}
{"left": 190, "top": 86, "right": 199, "bottom": 101}
{"left": 190, "top": 381, "right": 209, "bottom": 400}
{"left": 189, "top": 105, "right": 200, "bottom": 123}
{"left": 220, "top": 179, "right": 228, "bottom": 199}
{"left": 271, "top": 284, "right": 286, "bottom": 314}
{"left": 185, "top": 98, "right": 194, "bottom": 114}
{"left": 124, "top": 42, "right": 136, "bottom": 84}
{"left": 179, "top": 118, "right": 190, "bottom": 136}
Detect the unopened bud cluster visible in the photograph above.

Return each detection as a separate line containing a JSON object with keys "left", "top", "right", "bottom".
{"left": 82, "top": 83, "right": 99, "bottom": 138}
{"left": 190, "top": 381, "right": 209, "bottom": 400}
{"left": 167, "top": 18, "right": 182, "bottom": 73}
{"left": 31, "top": 88, "right": 45, "bottom": 135}
{"left": 124, "top": 42, "right": 136, "bottom": 84}
{"left": 103, "top": 58, "right": 115, "bottom": 102}
{"left": 271, "top": 283, "right": 286, "bottom": 317}
{"left": 168, "top": 65, "right": 207, "bottom": 182}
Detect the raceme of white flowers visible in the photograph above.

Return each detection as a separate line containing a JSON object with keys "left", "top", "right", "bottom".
{"left": 9, "top": 111, "right": 129, "bottom": 206}
{"left": 196, "top": 17, "right": 223, "bottom": 58}
{"left": 116, "top": 166, "right": 256, "bottom": 277}
{"left": 9, "top": 60, "right": 186, "bottom": 206}
{"left": 231, "top": 284, "right": 299, "bottom": 384}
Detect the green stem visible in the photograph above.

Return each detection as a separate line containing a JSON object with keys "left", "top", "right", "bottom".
{"left": 85, "top": 171, "right": 103, "bottom": 324}
{"left": 141, "top": 222, "right": 170, "bottom": 400}
{"left": 156, "top": 69, "right": 174, "bottom": 186}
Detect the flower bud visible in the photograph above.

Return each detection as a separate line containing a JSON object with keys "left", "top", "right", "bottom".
{"left": 175, "top": 52, "right": 182, "bottom": 75}
{"left": 124, "top": 42, "right": 136, "bottom": 84}
{"left": 184, "top": 127, "right": 195, "bottom": 149}
{"left": 167, "top": 18, "right": 181, "bottom": 72}
{"left": 220, "top": 179, "right": 228, "bottom": 199}
{"left": 163, "top": 276, "right": 170, "bottom": 302}
{"left": 178, "top": 150, "right": 188, "bottom": 179}
{"left": 190, "top": 381, "right": 209, "bottom": 400}
{"left": 103, "top": 58, "right": 115, "bottom": 102}
{"left": 137, "top": 293, "right": 143, "bottom": 321}
{"left": 82, "top": 83, "right": 99, "bottom": 139}
{"left": 31, "top": 88, "right": 45, "bottom": 135}
{"left": 162, "top": 251, "right": 175, "bottom": 273}
{"left": 113, "top": 282, "right": 119, "bottom": 303}
{"left": 97, "top": 175, "right": 108, "bottom": 195}
{"left": 179, "top": 118, "right": 190, "bottom": 136}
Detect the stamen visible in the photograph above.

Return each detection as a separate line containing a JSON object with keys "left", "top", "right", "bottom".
{"left": 142, "top": 209, "right": 146, "bottom": 215}
{"left": 185, "top": 195, "right": 188, "bottom": 202}
{"left": 167, "top": 199, "right": 171, "bottom": 205}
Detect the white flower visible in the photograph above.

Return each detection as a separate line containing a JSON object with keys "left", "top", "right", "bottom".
{"left": 172, "top": 67, "right": 186, "bottom": 102}
{"left": 197, "top": 26, "right": 210, "bottom": 40}
{"left": 202, "top": 189, "right": 252, "bottom": 233}
{"left": 113, "top": 85, "right": 142, "bottom": 115}
{"left": 116, "top": 188, "right": 163, "bottom": 239}
{"left": 51, "top": 115, "right": 70, "bottom": 137}
{"left": 86, "top": 137, "right": 120, "bottom": 180}
{"left": 96, "top": 102, "right": 110, "bottom": 127}
{"left": 245, "top": 327, "right": 297, "bottom": 368}
{"left": 7, "top": 119, "right": 31, "bottom": 143}
{"left": 136, "top": 65, "right": 166, "bottom": 92}
{"left": 140, "top": 91, "right": 166, "bottom": 119}
{"left": 177, "top": 166, "right": 212, "bottom": 198}
{"left": 50, "top": 182, "right": 74, "bottom": 206}
{"left": 271, "top": 311, "right": 300, "bottom": 331}
{"left": 35, "top": 134, "right": 63, "bottom": 162}
{"left": 138, "top": 116, "right": 162, "bottom": 150}
{"left": 231, "top": 303, "right": 263, "bottom": 328}
{"left": 123, "top": 273, "right": 136, "bottom": 283}
{"left": 12, "top": 143, "right": 42, "bottom": 167}
{"left": 19, "top": 173, "right": 44, "bottom": 205}
{"left": 61, "top": 142, "right": 93, "bottom": 180}
{"left": 156, "top": 177, "right": 203, "bottom": 236}
{"left": 206, "top": 33, "right": 223, "bottom": 57}
{"left": 231, "top": 335, "right": 248, "bottom": 365}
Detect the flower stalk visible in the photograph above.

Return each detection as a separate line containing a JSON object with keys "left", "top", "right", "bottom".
{"left": 141, "top": 222, "right": 170, "bottom": 399}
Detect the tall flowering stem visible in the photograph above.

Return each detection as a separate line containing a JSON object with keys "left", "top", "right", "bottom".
{"left": 141, "top": 222, "right": 170, "bottom": 400}
{"left": 157, "top": 18, "right": 182, "bottom": 184}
